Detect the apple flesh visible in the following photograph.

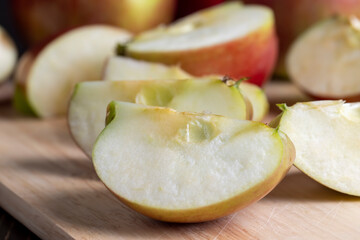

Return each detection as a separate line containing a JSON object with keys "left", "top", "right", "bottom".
{"left": 69, "top": 78, "right": 250, "bottom": 157}
{"left": 287, "top": 17, "right": 360, "bottom": 101}
{"left": 14, "top": 25, "right": 131, "bottom": 118}
{"left": 92, "top": 101, "right": 295, "bottom": 222}
{"left": 118, "top": 2, "right": 278, "bottom": 86}
{"left": 243, "top": 0, "right": 360, "bottom": 76}
{"left": 0, "top": 26, "right": 17, "bottom": 83}
{"left": 103, "top": 56, "right": 269, "bottom": 121}
{"left": 103, "top": 56, "right": 192, "bottom": 81}
{"left": 272, "top": 101, "right": 360, "bottom": 196}
{"left": 11, "top": 0, "right": 176, "bottom": 46}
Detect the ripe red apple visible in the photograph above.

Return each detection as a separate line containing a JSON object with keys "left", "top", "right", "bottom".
{"left": 243, "top": 0, "right": 360, "bottom": 76}
{"left": 120, "top": 2, "right": 278, "bottom": 86}
{"left": 11, "top": 0, "right": 176, "bottom": 46}
{"left": 175, "top": 0, "right": 225, "bottom": 18}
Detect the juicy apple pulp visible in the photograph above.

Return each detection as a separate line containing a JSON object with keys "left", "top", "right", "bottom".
{"left": 287, "top": 17, "right": 360, "bottom": 101}
{"left": 0, "top": 26, "right": 17, "bottom": 83}
{"left": 92, "top": 101, "right": 295, "bottom": 222}
{"left": 14, "top": 25, "right": 131, "bottom": 117}
{"left": 103, "top": 56, "right": 192, "bottom": 81}
{"left": 273, "top": 101, "right": 360, "bottom": 196}
{"left": 69, "top": 78, "right": 250, "bottom": 157}
{"left": 103, "top": 56, "right": 269, "bottom": 121}
{"left": 243, "top": 0, "right": 360, "bottom": 76}
{"left": 11, "top": 0, "right": 176, "bottom": 46}
{"left": 118, "top": 2, "right": 278, "bottom": 86}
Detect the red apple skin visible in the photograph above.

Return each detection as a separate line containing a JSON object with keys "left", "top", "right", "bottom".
{"left": 127, "top": 26, "right": 278, "bottom": 87}
{"left": 243, "top": 0, "right": 360, "bottom": 76}
{"left": 175, "top": 0, "right": 225, "bottom": 18}
{"left": 11, "top": 0, "right": 176, "bottom": 46}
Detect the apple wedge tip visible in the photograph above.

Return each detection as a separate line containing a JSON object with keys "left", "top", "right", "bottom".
{"left": 273, "top": 100, "right": 360, "bottom": 196}
{"left": 92, "top": 102, "right": 295, "bottom": 222}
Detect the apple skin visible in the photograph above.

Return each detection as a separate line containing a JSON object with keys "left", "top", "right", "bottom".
{"left": 11, "top": 0, "right": 176, "bottom": 46}
{"left": 175, "top": 0, "right": 225, "bottom": 18}
{"left": 104, "top": 131, "right": 294, "bottom": 223}
{"left": 243, "top": 0, "right": 360, "bottom": 76}
{"left": 125, "top": 25, "right": 278, "bottom": 87}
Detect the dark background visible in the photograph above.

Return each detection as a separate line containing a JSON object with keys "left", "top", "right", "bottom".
{"left": 0, "top": 0, "right": 25, "bottom": 55}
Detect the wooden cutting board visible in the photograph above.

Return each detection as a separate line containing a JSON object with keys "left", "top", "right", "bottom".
{"left": 1, "top": 82, "right": 360, "bottom": 240}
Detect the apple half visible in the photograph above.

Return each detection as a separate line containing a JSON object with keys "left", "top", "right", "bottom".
{"left": 69, "top": 78, "right": 250, "bottom": 157}
{"left": 287, "top": 16, "right": 360, "bottom": 101}
{"left": 0, "top": 26, "right": 17, "bottom": 83}
{"left": 14, "top": 25, "right": 132, "bottom": 117}
{"left": 117, "top": 2, "right": 278, "bottom": 86}
{"left": 273, "top": 100, "right": 360, "bottom": 196}
{"left": 92, "top": 101, "right": 295, "bottom": 222}
{"left": 103, "top": 56, "right": 269, "bottom": 121}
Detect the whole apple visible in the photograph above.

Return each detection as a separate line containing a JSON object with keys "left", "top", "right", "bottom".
{"left": 243, "top": 0, "right": 360, "bottom": 76}
{"left": 11, "top": 0, "right": 176, "bottom": 46}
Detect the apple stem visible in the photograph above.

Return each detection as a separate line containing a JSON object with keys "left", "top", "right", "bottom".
{"left": 116, "top": 43, "right": 127, "bottom": 56}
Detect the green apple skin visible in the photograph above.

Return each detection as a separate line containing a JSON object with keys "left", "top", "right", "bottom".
{"left": 92, "top": 102, "right": 295, "bottom": 222}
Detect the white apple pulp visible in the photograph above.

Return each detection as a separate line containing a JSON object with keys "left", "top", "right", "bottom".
{"left": 26, "top": 25, "right": 131, "bottom": 117}
{"left": 287, "top": 17, "right": 360, "bottom": 98}
{"left": 277, "top": 101, "right": 360, "bottom": 196}
{"left": 93, "top": 102, "right": 294, "bottom": 222}
{"left": 128, "top": 3, "right": 273, "bottom": 52}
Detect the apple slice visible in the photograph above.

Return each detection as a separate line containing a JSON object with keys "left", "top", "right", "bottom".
{"left": 69, "top": 78, "right": 250, "bottom": 157}
{"left": 103, "top": 56, "right": 269, "bottom": 121}
{"left": 92, "top": 101, "right": 295, "bottom": 222}
{"left": 117, "top": 2, "right": 278, "bottom": 86}
{"left": 103, "top": 56, "right": 191, "bottom": 80}
{"left": 273, "top": 100, "right": 360, "bottom": 196}
{"left": 0, "top": 26, "right": 17, "bottom": 83}
{"left": 238, "top": 82, "right": 269, "bottom": 121}
{"left": 287, "top": 16, "right": 360, "bottom": 101}
{"left": 14, "top": 25, "right": 131, "bottom": 117}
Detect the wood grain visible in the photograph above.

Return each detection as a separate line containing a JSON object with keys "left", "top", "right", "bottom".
{"left": 0, "top": 82, "right": 360, "bottom": 240}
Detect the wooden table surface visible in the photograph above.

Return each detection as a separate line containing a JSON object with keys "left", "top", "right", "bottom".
{"left": 1, "top": 82, "right": 360, "bottom": 240}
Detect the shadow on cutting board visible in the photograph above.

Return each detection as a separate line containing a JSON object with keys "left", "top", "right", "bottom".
{"left": 14, "top": 157, "right": 98, "bottom": 180}
{"left": 266, "top": 169, "right": 360, "bottom": 202}
{"left": 39, "top": 188, "right": 225, "bottom": 238}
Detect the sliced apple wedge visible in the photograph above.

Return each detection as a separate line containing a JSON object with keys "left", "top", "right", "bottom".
{"left": 103, "top": 56, "right": 269, "bottom": 121}
{"left": 69, "top": 78, "right": 249, "bottom": 157}
{"left": 287, "top": 17, "right": 360, "bottom": 101}
{"left": 0, "top": 26, "right": 17, "bottom": 83}
{"left": 118, "top": 2, "right": 278, "bottom": 86}
{"left": 93, "top": 101, "right": 295, "bottom": 222}
{"left": 14, "top": 25, "right": 131, "bottom": 117}
{"left": 103, "top": 56, "right": 191, "bottom": 80}
{"left": 238, "top": 82, "right": 269, "bottom": 121}
{"left": 273, "top": 101, "right": 360, "bottom": 196}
